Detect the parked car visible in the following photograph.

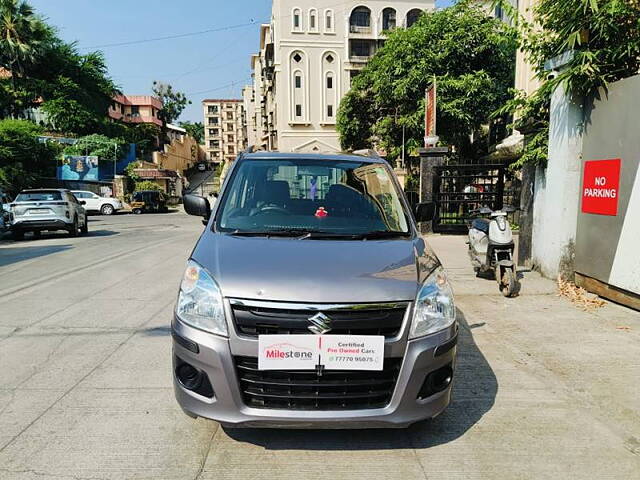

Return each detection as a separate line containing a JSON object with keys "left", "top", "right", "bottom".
{"left": 130, "top": 190, "right": 169, "bottom": 214}
{"left": 9, "top": 189, "right": 88, "bottom": 240}
{"left": 174, "top": 151, "right": 453, "bottom": 429}
{"left": 71, "top": 190, "right": 123, "bottom": 215}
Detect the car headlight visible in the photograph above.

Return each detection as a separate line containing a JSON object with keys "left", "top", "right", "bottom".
{"left": 409, "top": 266, "right": 456, "bottom": 339}
{"left": 176, "top": 260, "right": 227, "bottom": 336}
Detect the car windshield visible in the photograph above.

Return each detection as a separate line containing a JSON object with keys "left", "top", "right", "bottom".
{"left": 16, "top": 191, "right": 62, "bottom": 202}
{"left": 216, "top": 158, "right": 410, "bottom": 236}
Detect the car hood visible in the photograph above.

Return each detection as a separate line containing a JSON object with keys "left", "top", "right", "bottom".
{"left": 190, "top": 233, "right": 440, "bottom": 303}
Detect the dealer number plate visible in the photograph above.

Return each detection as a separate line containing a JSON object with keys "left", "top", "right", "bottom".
{"left": 258, "top": 335, "right": 384, "bottom": 371}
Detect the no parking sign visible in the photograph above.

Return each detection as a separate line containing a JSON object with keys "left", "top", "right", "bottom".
{"left": 581, "top": 159, "right": 621, "bottom": 216}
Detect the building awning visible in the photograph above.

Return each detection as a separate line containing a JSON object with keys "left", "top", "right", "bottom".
{"left": 133, "top": 168, "right": 178, "bottom": 179}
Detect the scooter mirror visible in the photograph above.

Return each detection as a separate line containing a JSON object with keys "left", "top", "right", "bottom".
{"left": 415, "top": 202, "right": 436, "bottom": 222}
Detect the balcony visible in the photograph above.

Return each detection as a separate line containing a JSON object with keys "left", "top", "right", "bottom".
{"left": 349, "top": 25, "right": 371, "bottom": 34}
{"left": 349, "top": 55, "right": 372, "bottom": 63}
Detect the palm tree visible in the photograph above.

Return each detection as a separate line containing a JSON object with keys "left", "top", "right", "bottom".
{"left": 0, "top": 0, "right": 50, "bottom": 117}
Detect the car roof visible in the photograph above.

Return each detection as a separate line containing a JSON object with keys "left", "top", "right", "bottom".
{"left": 239, "top": 151, "right": 388, "bottom": 165}
{"left": 20, "top": 189, "right": 69, "bottom": 193}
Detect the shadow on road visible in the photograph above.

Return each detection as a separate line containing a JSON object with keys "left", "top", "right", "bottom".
{"left": 224, "top": 308, "right": 497, "bottom": 450}
{"left": 0, "top": 245, "right": 74, "bottom": 267}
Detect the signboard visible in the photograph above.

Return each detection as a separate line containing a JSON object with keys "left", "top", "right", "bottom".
{"left": 58, "top": 155, "right": 99, "bottom": 181}
{"left": 424, "top": 80, "right": 437, "bottom": 147}
{"left": 258, "top": 335, "right": 384, "bottom": 371}
{"left": 581, "top": 158, "right": 621, "bottom": 216}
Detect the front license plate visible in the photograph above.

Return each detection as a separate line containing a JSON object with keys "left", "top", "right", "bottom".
{"left": 258, "top": 335, "right": 384, "bottom": 371}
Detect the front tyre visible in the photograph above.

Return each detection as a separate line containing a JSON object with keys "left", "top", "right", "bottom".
{"left": 68, "top": 217, "right": 79, "bottom": 237}
{"left": 101, "top": 204, "right": 115, "bottom": 215}
{"left": 500, "top": 268, "right": 518, "bottom": 298}
{"left": 80, "top": 217, "right": 88, "bottom": 235}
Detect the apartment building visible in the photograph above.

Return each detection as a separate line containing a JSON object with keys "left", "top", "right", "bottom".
{"left": 108, "top": 95, "right": 163, "bottom": 127}
{"left": 244, "top": 1, "right": 435, "bottom": 153}
{"left": 202, "top": 99, "right": 247, "bottom": 163}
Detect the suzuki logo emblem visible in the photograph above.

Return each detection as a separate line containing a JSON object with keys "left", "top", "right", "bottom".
{"left": 308, "top": 312, "right": 332, "bottom": 335}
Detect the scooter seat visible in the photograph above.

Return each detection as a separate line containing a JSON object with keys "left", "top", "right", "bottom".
{"left": 471, "top": 218, "right": 490, "bottom": 234}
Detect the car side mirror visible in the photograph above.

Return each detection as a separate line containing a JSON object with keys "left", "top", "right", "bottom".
{"left": 79, "top": 200, "right": 86, "bottom": 205}
{"left": 415, "top": 202, "right": 436, "bottom": 222}
{"left": 183, "top": 194, "right": 211, "bottom": 223}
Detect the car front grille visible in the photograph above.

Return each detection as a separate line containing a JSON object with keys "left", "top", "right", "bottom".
{"left": 234, "top": 356, "right": 402, "bottom": 410}
{"left": 230, "top": 301, "right": 408, "bottom": 338}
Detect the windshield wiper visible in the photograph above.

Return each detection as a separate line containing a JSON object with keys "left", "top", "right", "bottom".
{"left": 228, "top": 228, "right": 319, "bottom": 238}
{"left": 352, "top": 230, "right": 412, "bottom": 240}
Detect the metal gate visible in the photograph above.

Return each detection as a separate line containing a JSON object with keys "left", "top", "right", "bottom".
{"left": 432, "top": 164, "right": 509, "bottom": 234}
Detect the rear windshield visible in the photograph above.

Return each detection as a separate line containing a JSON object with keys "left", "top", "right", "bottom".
{"left": 16, "top": 191, "right": 63, "bottom": 202}
{"left": 216, "top": 158, "right": 410, "bottom": 235}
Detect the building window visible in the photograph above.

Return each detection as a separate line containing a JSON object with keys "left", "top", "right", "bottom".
{"left": 208, "top": 116, "right": 219, "bottom": 125}
{"left": 227, "top": 135, "right": 234, "bottom": 142}
{"left": 382, "top": 8, "right": 397, "bottom": 31}
{"left": 295, "top": 104, "right": 302, "bottom": 117}
{"left": 327, "top": 76, "right": 333, "bottom": 89}
{"left": 350, "top": 6, "right": 371, "bottom": 33}
{"left": 293, "top": 52, "right": 302, "bottom": 63}
{"left": 325, "top": 10, "right": 334, "bottom": 32}
{"left": 309, "top": 9, "right": 318, "bottom": 32}
{"left": 208, "top": 105, "right": 218, "bottom": 114}
{"left": 327, "top": 105, "right": 333, "bottom": 118}
{"left": 292, "top": 8, "right": 302, "bottom": 31}
{"left": 295, "top": 75, "right": 302, "bottom": 88}
{"left": 350, "top": 39, "right": 372, "bottom": 58}
{"left": 226, "top": 112, "right": 233, "bottom": 120}
{"left": 130, "top": 105, "right": 140, "bottom": 116}
{"left": 406, "top": 9, "right": 423, "bottom": 28}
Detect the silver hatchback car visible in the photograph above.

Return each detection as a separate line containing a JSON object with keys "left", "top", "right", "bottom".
{"left": 174, "top": 152, "right": 457, "bottom": 428}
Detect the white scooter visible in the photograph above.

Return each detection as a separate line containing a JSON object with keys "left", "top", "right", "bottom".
{"left": 467, "top": 206, "right": 519, "bottom": 297}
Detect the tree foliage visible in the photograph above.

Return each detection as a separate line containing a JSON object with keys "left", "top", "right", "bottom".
{"left": 134, "top": 180, "right": 162, "bottom": 192}
{"left": 63, "top": 134, "right": 127, "bottom": 160}
{"left": 152, "top": 81, "right": 191, "bottom": 144}
{"left": 0, "top": 118, "right": 59, "bottom": 194}
{"left": 178, "top": 121, "right": 204, "bottom": 144}
{"left": 496, "top": 0, "right": 640, "bottom": 168}
{"left": 337, "top": 1, "right": 517, "bottom": 158}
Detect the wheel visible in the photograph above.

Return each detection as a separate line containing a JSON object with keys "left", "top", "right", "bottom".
{"left": 500, "top": 268, "right": 518, "bottom": 297}
{"left": 80, "top": 217, "right": 88, "bottom": 235}
{"left": 133, "top": 208, "right": 142, "bottom": 214}
{"left": 100, "top": 204, "right": 115, "bottom": 215}
{"left": 11, "top": 230, "right": 24, "bottom": 240}
{"left": 68, "top": 217, "right": 79, "bottom": 237}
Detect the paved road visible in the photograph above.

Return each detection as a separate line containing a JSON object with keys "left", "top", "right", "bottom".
{"left": 0, "top": 213, "right": 638, "bottom": 479}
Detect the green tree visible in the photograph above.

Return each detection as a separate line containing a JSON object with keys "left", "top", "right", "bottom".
{"left": 495, "top": 0, "right": 640, "bottom": 168}
{"left": 0, "top": 118, "right": 59, "bottom": 194}
{"left": 178, "top": 121, "right": 204, "bottom": 144}
{"left": 152, "top": 81, "right": 191, "bottom": 145}
{"left": 0, "top": 0, "right": 52, "bottom": 117}
{"left": 63, "top": 134, "right": 127, "bottom": 161}
{"left": 337, "top": 0, "right": 517, "bottom": 159}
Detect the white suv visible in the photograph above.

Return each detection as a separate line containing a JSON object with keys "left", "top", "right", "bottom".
{"left": 71, "top": 190, "right": 122, "bottom": 215}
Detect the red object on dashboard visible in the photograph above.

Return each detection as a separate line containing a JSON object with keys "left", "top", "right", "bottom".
{"left": 315, "top": 207, "right": 328, "bottom": 218}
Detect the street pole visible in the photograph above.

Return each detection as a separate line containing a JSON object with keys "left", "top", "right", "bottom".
{"left": 401, "top": 125, "right": 406, "bottom": 170}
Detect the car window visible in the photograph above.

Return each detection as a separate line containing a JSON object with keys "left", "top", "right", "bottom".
{"left": 216, "top": 158, "right": 410, "bottom": 235}
{"left": 16, "top": 191, "right": 63, "bottom": 202}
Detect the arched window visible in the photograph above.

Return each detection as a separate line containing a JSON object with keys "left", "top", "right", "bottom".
{"left": 324, "top": 9, "right": 334, "bottom": 33}
{"left": 350, "top": 6, "right": 371, "bottom": 33}
{"left": 406, "top": 9, "right": 423, "bottom": 28}
{"left": 322, "top": 52, "right": 339, "bottom": 124}
{"left": 292, "top": 8, "right": 302, "bottom": 32}
{"left": 290, "top": 51, "right": 307, "bottom": 122}
{"left": 309, "top": 8, "right": 318, "bottom": 32}
{"left": 382, "top": 8, "right": 396, "bottom": 31}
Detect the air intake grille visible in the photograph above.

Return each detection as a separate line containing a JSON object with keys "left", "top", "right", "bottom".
{"left": 234, "top": 356, "right": 402, "bottom": 410}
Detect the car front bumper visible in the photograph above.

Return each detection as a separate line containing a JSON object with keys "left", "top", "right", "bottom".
{"left": 172, "top": 315, "right": 457, "bottom": 429}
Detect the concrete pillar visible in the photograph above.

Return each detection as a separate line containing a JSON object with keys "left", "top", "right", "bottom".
{"left": 531, "top": 87, "right": 584, "bottom": 279}
{"left": 418, "top": 147, "right": 449, "bottom": 234}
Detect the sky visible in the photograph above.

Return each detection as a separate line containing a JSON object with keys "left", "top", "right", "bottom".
{"left": 30, "top": 0, "right": 455, "bottom": 123}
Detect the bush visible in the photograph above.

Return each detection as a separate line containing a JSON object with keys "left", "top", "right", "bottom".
{"left": 134, "top": 180, "right": 163, "bottom": 192}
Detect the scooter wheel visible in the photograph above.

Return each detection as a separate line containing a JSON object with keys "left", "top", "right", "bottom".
{"left": 500, "top": 269, "right": 519, "bottom": 297}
